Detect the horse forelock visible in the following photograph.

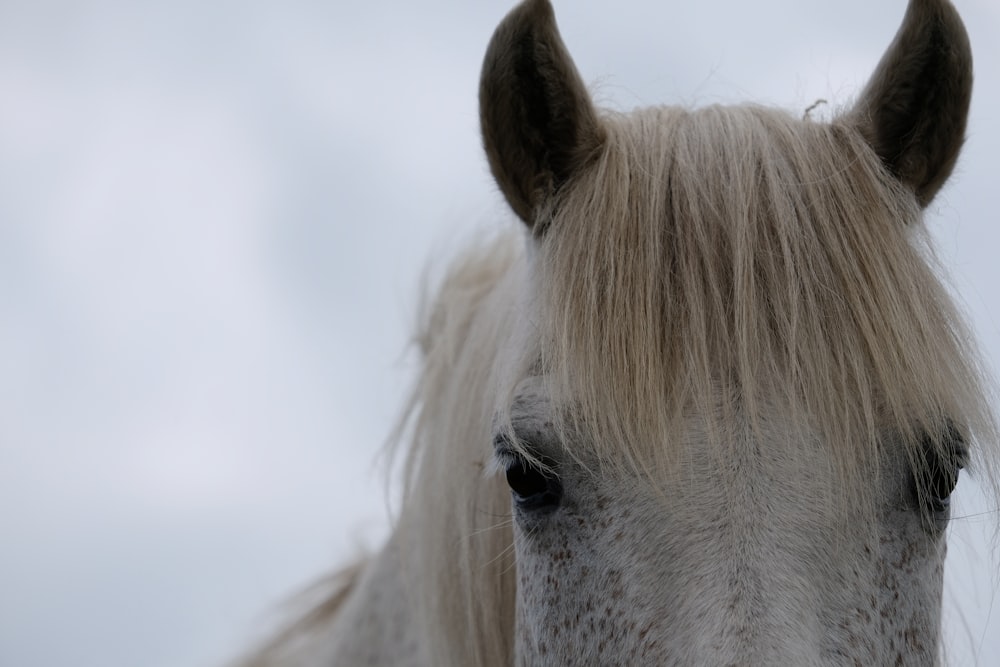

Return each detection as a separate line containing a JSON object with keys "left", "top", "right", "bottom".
{"left": 521, "top": 103, "right": 998, "bottom": 498}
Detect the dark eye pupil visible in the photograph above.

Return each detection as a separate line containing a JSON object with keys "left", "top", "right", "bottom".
{"left": 506, "top": 463, "right": 550, "bottom": 498}
{"left": 504, "top": 458, "right": 562, "bottom": 511}
{"left": 931, "top": 465, "right": 957, "bottom": 499}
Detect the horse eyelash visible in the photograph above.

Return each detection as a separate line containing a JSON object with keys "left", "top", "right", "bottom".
{"left": 485, "top": 453, "right": 512, "bottom": 478}
{"left": 486, "top": 441, "right": 522, "bottom": 478}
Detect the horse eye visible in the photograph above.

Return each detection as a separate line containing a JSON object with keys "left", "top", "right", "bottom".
{"left": 504, "top": 457, "right": 562, "bottom": 512}
{"left": 925, "top": 459, "right": 960, "bottom": 513}
{"left": 918, "top": 425, "right": 966, "bottom": 515}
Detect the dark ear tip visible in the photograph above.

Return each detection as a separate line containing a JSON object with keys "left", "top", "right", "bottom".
{"left": 487, "top": 0, "right": 555, "bottom": 48}
{"left": 511, "top": 0, "right": 556, "bottom": 24}
{"left": 485, "top": 1, "right": 558, "bottom": 72}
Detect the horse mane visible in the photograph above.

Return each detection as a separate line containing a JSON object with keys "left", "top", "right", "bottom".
{"left": 386, "top": 234, "right": 525, "bottom": 665}
{"left": 236, "top": 563, "right": 365, "bottom": 667}
{"left": 241, "top": 102, "right": 999, "bottom": 666}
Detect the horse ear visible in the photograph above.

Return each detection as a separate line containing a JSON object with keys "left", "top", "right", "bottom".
{"left": 479, "top": 0, "right": 605, "bottom": 227}
{"left": 851, "top": 0, "right": 973, "bottom": 208}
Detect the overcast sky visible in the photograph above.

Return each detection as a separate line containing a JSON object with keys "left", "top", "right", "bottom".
{"left": 1, "top": 1, "right": 998, "bottom": 666}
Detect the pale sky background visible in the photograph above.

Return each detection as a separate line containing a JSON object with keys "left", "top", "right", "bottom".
{"left": 0, "top": 1, "right": 998, "bottom": 666}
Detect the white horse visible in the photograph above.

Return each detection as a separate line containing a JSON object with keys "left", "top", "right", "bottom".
{"left": 241, "top": 0, "right": 998, "bottom": 664}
